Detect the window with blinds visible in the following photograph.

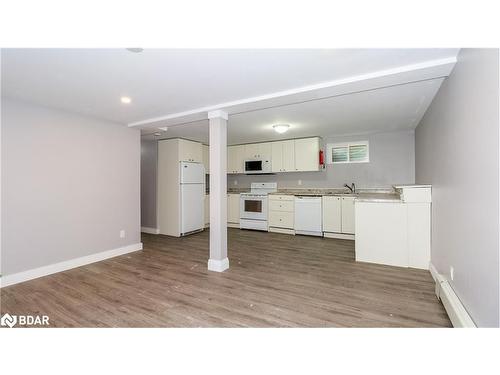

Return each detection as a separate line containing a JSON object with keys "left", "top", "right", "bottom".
{"left": 327, "top": 141, "right": 369, "bottom": 164}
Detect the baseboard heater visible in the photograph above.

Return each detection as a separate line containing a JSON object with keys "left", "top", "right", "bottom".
{"left": 432, "top": 266, "right": 476, "bottom": 328}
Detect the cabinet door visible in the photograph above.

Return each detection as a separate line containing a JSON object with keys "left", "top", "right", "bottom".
{"left": 294, "top": 137, "right": 319, "bottom": 172}
{"left": 244, "top": 143, "right": 260, "bottom": 159}
{"left": 179, "top": 139, "right": 202, "bottom": 162}
{"left": 202, "top": 145, "right": 209, "bottom": 174}
{"left": 282, "top": 140, "right": 295, "bottom": 172}
{"left": 234, "top": 145, "right": 245, "bottom": 173}
{"left": 269, "top": 211, "right": 294, "bottom": 229}
{"left": 271, "top": 142, "right": 283, "bottom": 172}
{"left": 322, "top": 196, "right": 342, "bottom": 233}
{"left": 341, "top": 197, "right": 355, "bottom": 234}
{"left": 227, "top": 146, "right": 237, "bottom": 174}
{"left": 259, "top": 142, "right": 272, "bottom": 160}
{"left": 227, "top": 145, "right": 244, "bottom": 174}
{"left": 227, "top": 194, "right": 240, "bottom": 223}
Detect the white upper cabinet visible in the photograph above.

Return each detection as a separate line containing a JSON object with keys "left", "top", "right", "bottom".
{"left": 294, "top": 137, "right": 320, "bottom": 172}
{"left": 202, "top": 144, "right": 209, "bottom": 174}
{"left": 244, "top": 142, "right": 272, "bottom": 160}
{"left": 230, "top": 137, "right": 320, "bottom": 174}
{"left": 282, "top": 140, "right": 295, "bottom": 172}
{"left": 227, "top": 145, "right": 245, "bottom": 174}
{"left": 271, "top": 142, "right": 284, "bottom": 172}
{"left": 178, "top": 139, "right": 203, "bottom": 163}
{"left": 272, "top": 140, "right": 295, "bottom": 172}
{"left": 244, "top": 143, "right": 260, "bottom": 159}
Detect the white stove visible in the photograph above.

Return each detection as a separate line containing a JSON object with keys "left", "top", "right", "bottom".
{"left": 239, "top": 182, "right": 277, "bottom": 231}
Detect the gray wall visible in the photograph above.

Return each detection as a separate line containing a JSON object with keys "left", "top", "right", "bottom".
{"left": 415, "top": 49, "right": 499, "bottom": 327}
{"left": 141, "top": 138, "right": 157, "bottom": 229}
{"left": 1, "top": 99, "right": 141, "bottom": 275}
{"left": 228, "top": 130, "right": 415, "bottom": 189}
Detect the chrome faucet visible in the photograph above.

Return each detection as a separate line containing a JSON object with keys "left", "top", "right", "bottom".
{"left": 344, "top": 183, "right": 356, "bottom": 194}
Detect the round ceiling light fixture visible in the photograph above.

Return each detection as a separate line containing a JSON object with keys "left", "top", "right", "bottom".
{"left": 273, "top": 124, "right": 290, "bottom": 134}
{"left": 120, "top": 96, "right": 132, "bottom": 104}
{"left": 126, "top": 48, "right": 144, "bottom": 53}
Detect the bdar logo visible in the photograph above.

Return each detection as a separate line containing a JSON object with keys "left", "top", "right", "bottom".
{"left": 1, "top": 313, "right": 17, "bottom": 328}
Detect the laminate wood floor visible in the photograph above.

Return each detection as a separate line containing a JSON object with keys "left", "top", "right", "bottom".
{"left": 1, "top": 229, "right": 451, "bottom": 327}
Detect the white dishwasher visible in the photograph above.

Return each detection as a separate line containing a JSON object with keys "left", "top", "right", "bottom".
{"left": 294, "top": 196, "right": 323, "bottom": 236}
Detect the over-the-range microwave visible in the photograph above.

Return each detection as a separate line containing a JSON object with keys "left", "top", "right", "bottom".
{"left": 244, "top": 159, "right": 272, "bottom": 174}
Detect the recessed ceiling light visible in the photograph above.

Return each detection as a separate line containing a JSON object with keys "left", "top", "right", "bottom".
{"left": 120, "top": 96, "right": 132, "bottom": 104}
{"left": 126, "top": 48, "right": 144, "bottom": 53}
{"left": 273, "top": 124, "right": 290, "bottom": 134}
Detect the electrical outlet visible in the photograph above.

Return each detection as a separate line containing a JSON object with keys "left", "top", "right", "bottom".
{"left": 298, "top": 180, "right": 302, "bottom": 186}
{"left": 120, "top": 230, "right": 125, "bottom": 238}
{"left": 450, "top": 266, "right": 454, "bottom": 281}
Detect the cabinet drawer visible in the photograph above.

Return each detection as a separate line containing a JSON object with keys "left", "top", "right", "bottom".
{"left": 269, "top": 194, "right": 294, "bottom": 201}
{"left": 269, "top": 211, "right": 294, "bottom": 229}
{"left": 269, "top": 200, "right": 294, "bottom": 212}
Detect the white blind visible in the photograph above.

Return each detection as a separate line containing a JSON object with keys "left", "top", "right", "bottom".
{"left": 349, "top": 144, "right": 368, "bottom": 162}
{"left": 327, "top": 141, "right": 369, "bottom": 164}
{"left": 332, "top": 146, "right": 348, "bottom": 163}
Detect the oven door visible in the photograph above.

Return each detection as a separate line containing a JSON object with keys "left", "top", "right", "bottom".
{"left": 244, "top": 160, "right": 263, "bottom": 173}
{"left": 240, "top": 196, "right": 268, "bottom": 221}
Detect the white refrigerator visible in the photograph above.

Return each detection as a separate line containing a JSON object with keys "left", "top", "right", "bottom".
{"left": 180, "top": 162, "right": 205, "bottom": 235}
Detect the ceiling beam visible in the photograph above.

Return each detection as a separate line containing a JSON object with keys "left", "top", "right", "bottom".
{"left": 129, "top": 56, "right": 457, "bottom": 129}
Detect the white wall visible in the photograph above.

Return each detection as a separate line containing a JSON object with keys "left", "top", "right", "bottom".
{"left": 141, "top": 138, "right": 157, "bottom": 229}
{"left": 228, "top": 130, "right": 415, "bottom": 189}
{"left": 415, "top": 49, "right": 499, "bottom": 327}
{"left": 1, "top": 99, "right": 141, "bottom": 276}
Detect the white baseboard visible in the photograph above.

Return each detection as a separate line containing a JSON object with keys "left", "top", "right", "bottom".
{"left": 323, "top": 232, "right": 355, "bottom": 240}
{"left": 429, "top": 262, "right": 439, "bottom": 282}
{"left": 0, "top": 242, "right": 143, "bottom": 288}
{"left": 141, "top": 227, "right": 160, "bottom": 234}
{"left": 207, "top": 257, "right": 229, "bottom": 272}
{"left": 430, "top": 262, "right": 476, "bottom": 328}
{"left": 269, "top": 227, "right": 295, "bottom": 235}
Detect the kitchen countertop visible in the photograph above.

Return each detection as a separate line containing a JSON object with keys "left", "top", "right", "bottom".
{"left": 212, "top": 187, "right": 402, "bottom": 202}
{"left": 269, "top": 188, "right": 401, "bottom": 202}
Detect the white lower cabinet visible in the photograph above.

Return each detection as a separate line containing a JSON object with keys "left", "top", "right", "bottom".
{"left": 227, "top": 193, "right": 240, "bottom": 226}
{"left": 268, "top": 194, "right": 295, "bottom": 234}
{"left": 355, "top": 187, "right": 431, "bottom": 270}
{"left": 355, "top": 202, "right": 408, "bottom": 267}
{"left": 322, "top": 196, "right": 342, "bottom": 233}
{"left": 341, "top": 197, "right": 355, "bottom": 234}
{"left": 322, "top": 195, "right": 355, "bottom": 238}
{"left": 269, "top": 211, "right": 294, "bottom": 228}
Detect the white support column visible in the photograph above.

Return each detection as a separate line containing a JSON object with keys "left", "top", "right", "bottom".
{"left": 207, "top": 110, "right": 229, "bottom": 272}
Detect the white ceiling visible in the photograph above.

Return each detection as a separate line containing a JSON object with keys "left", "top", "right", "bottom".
{"left": 144, "top": 77, "right": 445, "bottom": 144}
{"left": 2, "top": 48, "right": 458, "bottom": 125}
